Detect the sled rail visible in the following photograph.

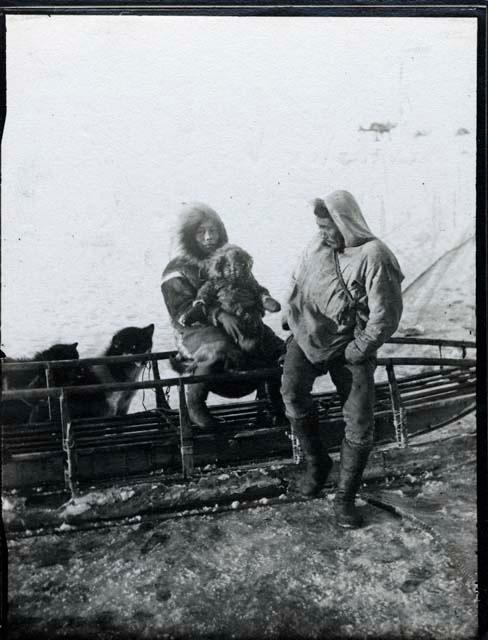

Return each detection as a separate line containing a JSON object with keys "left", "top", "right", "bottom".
{"left": 0, "top": 357, "right": 476, "bottom": 403}
{"left": 0, "top": 337, "right": 476, "bottom": 373}
{"left": 387, "top": 337, "right": 475, "bottom": 349}
{"left": 0, "top": 350, "right": 178, "bottom": 372}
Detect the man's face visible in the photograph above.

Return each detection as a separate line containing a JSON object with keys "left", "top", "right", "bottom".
{"left": 316, "top": 215, "right": 345, "bottom": 250}
{"left": 195, "top": 220, "right": 220, "bottom": 255}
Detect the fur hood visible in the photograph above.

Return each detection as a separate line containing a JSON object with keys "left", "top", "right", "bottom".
{"left": 174, "top": 202, "right": 229, "bottom": 262}
{"left": 314, "top": 190, "right": 375, "bottom": 248}
{"left": 207, "top": 244, "right": 253, "bottom": 280}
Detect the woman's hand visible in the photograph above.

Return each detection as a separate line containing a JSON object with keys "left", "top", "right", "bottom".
{"left": 217, "top": 311, "right": 244, "bottom": 344}
{"left": 231, "top": 289, "right": 258, "bottom": 307}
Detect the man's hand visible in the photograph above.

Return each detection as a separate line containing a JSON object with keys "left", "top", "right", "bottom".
{"left": 217, "top": 310, "right": 244, "bottom": 344}
{"left": 344, "top": 341, "right": 366, "bottom": 364}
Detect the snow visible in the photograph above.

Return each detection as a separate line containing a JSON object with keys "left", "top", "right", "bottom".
{"left": 59, "top": 501, "right": 91, "bottom": 518}
{"left": 2, "top": 497, "right": 15, "bottom": 512}
{"left": 4, "top": 425, "right": 477, "bottom": 638}
{"left": 57, "top": 488, "right": 137, "bottom": 519}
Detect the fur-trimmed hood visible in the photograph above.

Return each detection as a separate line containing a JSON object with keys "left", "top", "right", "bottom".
{"left": 174, "top": 202, "right": 228, "bottom": 262}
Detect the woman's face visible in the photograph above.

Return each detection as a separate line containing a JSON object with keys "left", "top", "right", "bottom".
{"left": 195, "top": 220, "right": 220, "bottom": 255}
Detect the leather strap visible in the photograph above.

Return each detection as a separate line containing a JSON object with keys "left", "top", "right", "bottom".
{"left": 333, "top": 250, "right": 355, "bottom": 303}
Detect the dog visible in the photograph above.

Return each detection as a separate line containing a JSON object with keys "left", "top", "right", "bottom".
{"left": 1, "top": 342, "right": 81, "bottom": 424}
{"left": 68, "top": 324, "right": 155, "bottom": 419}
{"left": 180, "top": 243, "right": 281, "bottom": 356}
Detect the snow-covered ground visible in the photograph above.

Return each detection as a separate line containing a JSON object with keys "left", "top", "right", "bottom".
{"left": 5, "top": 420, "right": 477, "bottom": 639}
{"left": 1, "top": 125, "right": 475, "bottom": 359}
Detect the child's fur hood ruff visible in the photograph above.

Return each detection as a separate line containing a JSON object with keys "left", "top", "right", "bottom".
{"left": 207, "top": 244, "right": 254, "bottom": 280}
{"left": 174, "top": 202, "right": 229, "bottom": 264}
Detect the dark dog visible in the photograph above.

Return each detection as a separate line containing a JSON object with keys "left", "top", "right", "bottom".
{"left": 68, "top": 324, "right": 155, "bottom": 419}
{"left": 180, "top": 243, "right": 281, "bottom": 356}
{"left": 1, "top": 342, "right": 81, "bottom": 424}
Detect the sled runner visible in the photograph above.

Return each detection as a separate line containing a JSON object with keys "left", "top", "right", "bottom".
{"left": 1, "top": 337, "right": 476, "bottom": 496}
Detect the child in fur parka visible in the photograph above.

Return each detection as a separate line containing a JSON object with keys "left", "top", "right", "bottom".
{"left": 180, "top": 243, "right": 281, "bottom": 353}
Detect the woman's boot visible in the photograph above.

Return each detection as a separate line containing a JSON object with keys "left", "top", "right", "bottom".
{"left": 290, "top": 415, "right": 333, "bottom": 496}
{"left": 186, "top": 382, "right": 218, "bottom": 427}
{"left": 333, "top": 439, "right": 371, "bottom": 528}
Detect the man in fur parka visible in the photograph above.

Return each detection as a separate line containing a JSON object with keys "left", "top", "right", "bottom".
{"left": 161, "top": 203, "right": 285, "bottom": 427}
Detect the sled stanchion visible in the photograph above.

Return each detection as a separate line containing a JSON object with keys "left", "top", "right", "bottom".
{"left": 386, "top": 362, "right": 408, "bottom": 449}
{"left": 45, "top": 365, "right": 57, "bottom": 422}
{"left": 290, "top": 424, "right": 303, "bottom": 465}
{"left": 60, "top": 391, "right": 77, "bottom": 499}
{"left": 151, "top": 358, "right": 172, "bottom": 411}
{"left": 178, "top": 380, "right": 194, "bottom": 477}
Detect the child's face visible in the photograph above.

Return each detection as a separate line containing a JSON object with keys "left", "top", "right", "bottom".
{"left": 221, "top": 253, "right": 249, "bottom": 281}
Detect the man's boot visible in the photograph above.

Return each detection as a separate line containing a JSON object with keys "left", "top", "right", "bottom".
{"left": 334, "top": 439, "right": 371, "bottom": 528}
{"left": 186, "top": 382, "right": 218, "bottom": 428}
{"left": 290, "top": 415, "right": 333, "bottom": 497}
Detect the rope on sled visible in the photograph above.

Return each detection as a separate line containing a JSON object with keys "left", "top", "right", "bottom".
{"left": 140, "top": 361, "right": 153, "bottom": 411}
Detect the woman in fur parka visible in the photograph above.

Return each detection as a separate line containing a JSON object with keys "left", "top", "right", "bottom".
{"left": 161, "top": 203, "right": 285, "bottom": 427}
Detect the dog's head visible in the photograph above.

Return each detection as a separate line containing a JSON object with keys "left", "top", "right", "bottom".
{"left": 35, "top": 343, "right": 80, "bottom": 362}
{"left": 31, "top": 342, "right": 81, "bottom": 388}
{"left": 208, "top": 244, "right": 253, "bottom": 282}
{"left": 110, "top": 324, "right": 155, "bottom": 358}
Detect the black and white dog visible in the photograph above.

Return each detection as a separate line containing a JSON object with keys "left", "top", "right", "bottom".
{"left": 68, "top": 324, "right": 155, "bottom": 419}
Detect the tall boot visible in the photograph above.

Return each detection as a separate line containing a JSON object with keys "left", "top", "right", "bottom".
{"left": 334, "top": 439, "right": 371, "bottom": 529}
{"left": 186, "top": 382, "right": 217, "bottom": 428}
{"left": 290, "top": 415, "right": 333, "bottom": 497}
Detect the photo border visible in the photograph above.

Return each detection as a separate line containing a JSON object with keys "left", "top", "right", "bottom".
{"left": 0, "top": 2, "right": 486, "bottom": 637}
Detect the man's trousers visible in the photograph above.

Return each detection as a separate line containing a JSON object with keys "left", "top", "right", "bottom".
{"left": 281, "top": 338, "right": 376, "bottom": 448}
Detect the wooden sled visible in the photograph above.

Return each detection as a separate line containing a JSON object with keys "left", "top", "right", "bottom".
{"left": 1, "top": 337, "right": 476, "bottom": 496}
